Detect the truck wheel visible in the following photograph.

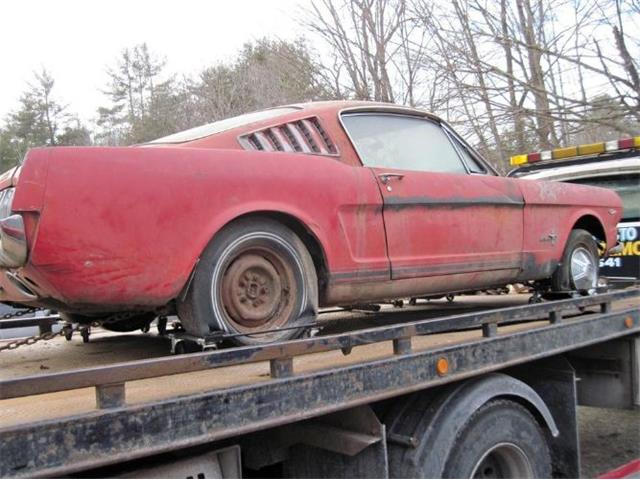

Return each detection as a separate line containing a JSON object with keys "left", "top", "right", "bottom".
{"left": 552, "top": 229, "right": 599, "bottom": 293}
{"left": 442, "top": 400, "right": 551, "bottom": 478}
{"left": 178, "top": 218, "right": 318, "bottom": 346}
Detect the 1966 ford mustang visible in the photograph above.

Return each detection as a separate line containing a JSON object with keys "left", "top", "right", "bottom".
{"left": 0, "top": 101, "right": 622, "bottom": 344}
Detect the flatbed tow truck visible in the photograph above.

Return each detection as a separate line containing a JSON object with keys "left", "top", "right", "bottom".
{"left": 0, "top": 288, "right": 638, "bottom": 478}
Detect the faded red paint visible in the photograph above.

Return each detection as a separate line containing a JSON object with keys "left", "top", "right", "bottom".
{"left": 0, "top": 101, "right": 623, "bottom": 313}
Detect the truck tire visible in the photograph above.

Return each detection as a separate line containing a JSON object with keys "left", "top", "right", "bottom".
{"left": 386, "top": 375, "right": 557, "bottom": 478}
{"left": 177, "top": 217, "right": 318, "bottom": 346}
{"left": 551, "top": 228, "right": 599, "bottom": 293}
{"left": 442, "top": 399, "right": 552, "bottom": 478}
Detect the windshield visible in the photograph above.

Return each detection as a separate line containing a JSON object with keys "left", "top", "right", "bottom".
{"left": 568, "top": 174, "right": 640, "bottom": 220}
{"left": 147, "top": 107, "right": 299, "bottom": 144}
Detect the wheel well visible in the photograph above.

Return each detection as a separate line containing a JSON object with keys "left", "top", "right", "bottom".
{"left": 500, "top": 394, "right": 556, "bottom": 437}
{"left": 384, "top": 373, "right": 559, "bottom": 478}
{"left": 572, "top": 215, "right": 606, "bottom": 242}
{"left": 228, "top": 211, "right": 329, "bottom": 298}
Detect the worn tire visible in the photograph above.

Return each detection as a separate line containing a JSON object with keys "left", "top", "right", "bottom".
{"left": 551, "top": 228, "right": 599, "bottom": 293}
{"left": 177, "top": 217, "right": 318, "bottom": 346}
{"left": 442, "top": 400, "right": 552, "bottom": 478}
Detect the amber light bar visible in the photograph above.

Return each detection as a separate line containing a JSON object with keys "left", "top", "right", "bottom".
{"left": 510, "top": 136, "right": 640, "bottom": 166}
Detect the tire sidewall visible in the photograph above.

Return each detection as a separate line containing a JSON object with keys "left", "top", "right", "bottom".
{"left": 442, "top": 400, "right": 552, "bottom": 479}
{"left": 181, "top": 218, "right": 317, "bottom": 344}
{"left": 553, "top": 229, "right": 599, "bottom": 293}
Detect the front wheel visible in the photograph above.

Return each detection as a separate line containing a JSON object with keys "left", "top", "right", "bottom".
{"left": 177, "top": 218, "right": 318, "bottom": 346}
{"left": 551, "top": 229, "right": 599, "bottom": 294}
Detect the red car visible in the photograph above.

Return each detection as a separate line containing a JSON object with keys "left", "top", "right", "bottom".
{"left": 0, "top": 101, "right": 622, "bottom": 344}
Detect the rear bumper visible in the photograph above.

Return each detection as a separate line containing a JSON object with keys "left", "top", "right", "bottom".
{"left": 0, "top": 269, "right": 38, "bottom": 302}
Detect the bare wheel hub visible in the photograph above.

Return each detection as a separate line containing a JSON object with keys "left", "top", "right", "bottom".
{"left": 221, "top": 251, "right": 294, "bottom": 330}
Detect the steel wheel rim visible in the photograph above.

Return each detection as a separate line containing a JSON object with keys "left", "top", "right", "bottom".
{"left": 471, "top": 443, "right": 534, "bottom": 478}
{"left": 570, "top": 246, "right": 598, "bottom": 291}
{"left": 219, "top": 246, "right": 296, "bottom": 333}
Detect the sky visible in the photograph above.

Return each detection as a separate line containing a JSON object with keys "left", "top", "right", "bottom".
{"left": 0, "top": 0, "right": 305, "bottom": 123}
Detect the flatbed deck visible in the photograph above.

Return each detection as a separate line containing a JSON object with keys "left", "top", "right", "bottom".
{"left": 0, "top": 296, "right": 547, "bottom": 427}
{"left": 0, "top": 290, "right": 638, "bottom": 477}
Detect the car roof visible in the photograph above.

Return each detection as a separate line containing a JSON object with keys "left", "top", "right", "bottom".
{"left": 288, "top": 100, "right": 443, "bottom": 121}
{"left": 145, "top": 100, "right": 445, "bottom": 146}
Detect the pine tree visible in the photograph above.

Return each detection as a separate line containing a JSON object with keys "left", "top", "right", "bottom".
{"left": 96, "top": 43, "right": 176, "bottom": 144}
{"left": 0, "top": 69, "right": 90, "bottom": 169}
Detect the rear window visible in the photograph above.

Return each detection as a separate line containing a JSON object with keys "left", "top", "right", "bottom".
{"left": 147, "top": 107, "right": 299, "bottom": 144}
{"left": 568, "top": 174, "right": 640, "bottom": 220}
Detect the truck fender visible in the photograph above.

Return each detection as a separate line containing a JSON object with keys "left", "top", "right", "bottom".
{"left": 385, "top": 372, "right": 558, "bottom": 478}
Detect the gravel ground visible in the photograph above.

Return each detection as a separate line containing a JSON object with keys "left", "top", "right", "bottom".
{"left": 579, "top": 406, "right": 640, "bottom": 478}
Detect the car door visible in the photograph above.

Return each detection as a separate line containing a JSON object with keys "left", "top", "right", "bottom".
{"left": 341, "top": 112, "right": 524, "bottom": 281}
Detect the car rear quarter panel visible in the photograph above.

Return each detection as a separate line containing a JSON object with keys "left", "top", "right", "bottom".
{"left": 20, "top": 147, "right": 387, "bottom": 309}
{"left": 11, "top": 149, "right": 50, "bottom": 211}
{"left": 517, "top": 178, "right": 622, "bottom": 278}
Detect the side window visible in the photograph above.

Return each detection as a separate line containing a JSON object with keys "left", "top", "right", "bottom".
{"left": 447, "top": 132, "right": 487, "bottom": 174}
{"left": 341, "top": 113, "right": 466, "bottom": 173}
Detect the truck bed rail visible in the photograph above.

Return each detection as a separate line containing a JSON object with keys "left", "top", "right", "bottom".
{"left": 1, "top": 289, "right": 637, "bottom": 402}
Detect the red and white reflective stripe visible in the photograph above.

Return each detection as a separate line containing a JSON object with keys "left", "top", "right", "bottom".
{"left": 599, "top": 458, "right": 640, "bottom": 479}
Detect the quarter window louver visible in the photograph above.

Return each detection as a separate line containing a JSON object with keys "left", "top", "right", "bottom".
{"left": 265, "top": 129, "right": 283, "bottom": 151}
{"left": 253, "top": 132, "right": 272, "bottom": 151}
{"left": 282, "top": 124, "right": 304, "bottom": 152}
{"left": 247, "top": 134, "right": 264, "bottom": 151}
{"left": 241, "top": 117, "right": 338, "bottom": 156}
{"left": 271, "top": 128, "right": 294, "bottom": 152}
{"left": 295, "top": 121, "right": 320, "bottom": 153}
{"left": 310, "top": 117, "right": 337, "bottom": 154}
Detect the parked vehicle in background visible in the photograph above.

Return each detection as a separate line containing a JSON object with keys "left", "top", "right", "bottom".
{"left": 509, "top": 138, "right": 639, "bottom": 286}
{"left": 0, "top": 102, "right": 623, "bottom": 344}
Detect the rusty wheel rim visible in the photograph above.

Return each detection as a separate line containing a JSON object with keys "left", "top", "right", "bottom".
{"left": 220, "top": 247, "right": 296, "bottom": 332}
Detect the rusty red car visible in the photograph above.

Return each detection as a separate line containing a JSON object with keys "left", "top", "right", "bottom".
{"left": 0, "top": 101, "right": 623, "bottom": 344}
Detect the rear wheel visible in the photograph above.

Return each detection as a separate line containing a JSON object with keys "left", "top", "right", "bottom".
{"left": 442, "top": 400, "right": 551, "bottom": 478}
{"left": 177, "top": 218, "right": 318, "bottom": 346}
{"left": 387, "top": 389, "right": 552, "bottom": 479}
{"left": 552, "top": 229, "right": 599, "bottom": 293}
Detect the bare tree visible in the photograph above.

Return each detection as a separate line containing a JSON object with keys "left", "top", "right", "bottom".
{"left": 405, "top": 0, "right": 638, "bottom": 170}
{"left": 303, "top": 0, "right": 429, "bottom": 105}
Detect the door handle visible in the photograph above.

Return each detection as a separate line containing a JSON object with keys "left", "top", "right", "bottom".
{"left": 378, "top": 173, "right": 405, "bottom": 184}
